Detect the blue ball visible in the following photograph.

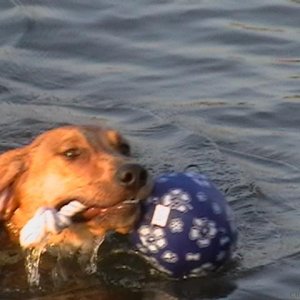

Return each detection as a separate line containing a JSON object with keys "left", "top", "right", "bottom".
{"left": 130, "top": 172, "right": 238, "bottom": 278}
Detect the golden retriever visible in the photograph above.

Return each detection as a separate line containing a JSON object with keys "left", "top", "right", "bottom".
{"left": 0, "top": 125, "right": 152, "bottom": 255}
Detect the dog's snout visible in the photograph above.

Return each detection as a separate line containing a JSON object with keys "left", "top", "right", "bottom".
{"left": 116, "top": 163, "right": 148, "bottom": 188}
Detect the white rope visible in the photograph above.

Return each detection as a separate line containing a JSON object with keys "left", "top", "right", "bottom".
{"left": 19, "top": 201, "right": 87, "bottom": 249}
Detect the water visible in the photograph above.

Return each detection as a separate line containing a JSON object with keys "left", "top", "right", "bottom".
{"left": 83, "top": 236, "right": 105, "bottom": 274}
{"left": 0, "top": 0, "right": 299, "bottom": 299}
{"left": 25, "top": 248, "right": 44, "bottom": 288}
{"left": 23, "top": 236, "right": 103, "bottom": 288}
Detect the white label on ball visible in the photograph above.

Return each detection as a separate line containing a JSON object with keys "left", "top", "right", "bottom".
{"left": 151, "top": 204, "right": 171, "bottom": 227}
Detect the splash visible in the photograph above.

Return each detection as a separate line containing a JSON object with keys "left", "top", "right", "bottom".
{"left": 25, "top": 247, "right": 45, "bottom": 287}
{"left": 84, "top": 236, "right": 104, "bottom": 274}
{"left": 24, "top": 236, "right": 104, "bottom": 287}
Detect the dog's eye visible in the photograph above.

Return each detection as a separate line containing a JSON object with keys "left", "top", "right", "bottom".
{"left": 62, "top": 148, "right": 81, "bottom": 160}
{"left": 119, "top": 143, "right": 130, "bottom": 156}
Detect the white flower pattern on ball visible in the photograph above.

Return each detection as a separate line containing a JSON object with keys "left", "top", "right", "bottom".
{"left": 192, "top": 177, "right": 211, "bottom": 187}
{"left": 138, "top": 225, "right": 167, "bottom": 253}
{"left": 161, "top": 250, "right": 179, "bottom": 263}
{"left": 196, "top": 191, "right": 208, "bottom": 202}
{"left": 185, "top": 253, "right": 201, "bottom": 261}
{"left": 212, "top": 202, "right": 222, "bottom": 214}
{"left": 161, "top": 189, "right": 193, "bottom": 213}
{"left": 169, "top": 218, "right": 184, "bottom": 233}
{"left": 186, "top": 172, "right": 211, "bottom": 187}
{"left": 189, "top": 218, "right": 217, "bottom": 248}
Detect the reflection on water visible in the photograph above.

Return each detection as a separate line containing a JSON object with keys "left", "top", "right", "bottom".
{"left": 1, "top": 0, "right": 300, "bottom": 299}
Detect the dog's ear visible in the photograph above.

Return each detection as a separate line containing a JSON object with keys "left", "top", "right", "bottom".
{"left": 0, "top": 148, "right": 27, "bottom": 221}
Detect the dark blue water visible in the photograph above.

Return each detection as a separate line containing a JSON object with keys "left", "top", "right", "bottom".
{"left": 0, "top": 0, "right": 300, "bottom": 299}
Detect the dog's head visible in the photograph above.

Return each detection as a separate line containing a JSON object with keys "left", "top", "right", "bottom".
{"left": 0, "top": 125, "right": 152, "bottom": 252}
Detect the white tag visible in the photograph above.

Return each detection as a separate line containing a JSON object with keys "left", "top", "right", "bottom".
{"left": 151, "top": 204, "right": 171, "bottom": 227}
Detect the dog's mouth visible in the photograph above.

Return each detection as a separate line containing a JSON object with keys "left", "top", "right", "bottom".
{"left": 57, "top": 181, "right": 153, "bottom": 224}
{"left": 69, "top": 198, "right": 141, "bottom": 223}
{"left": 53, "top": 176, "right": 154, "bottom": 224}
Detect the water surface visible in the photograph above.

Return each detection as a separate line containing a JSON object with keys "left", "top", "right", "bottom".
{"left": 0, "top": 0, "right": 300, "bottom": 299}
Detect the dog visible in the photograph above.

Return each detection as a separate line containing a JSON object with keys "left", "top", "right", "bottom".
{"left": 0, "top": 125, "right": 152, "bottom": 256}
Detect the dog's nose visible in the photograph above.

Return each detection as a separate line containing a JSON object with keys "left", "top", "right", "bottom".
{"left": 116, "top": 163, "right": 148, "bottom": 188}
